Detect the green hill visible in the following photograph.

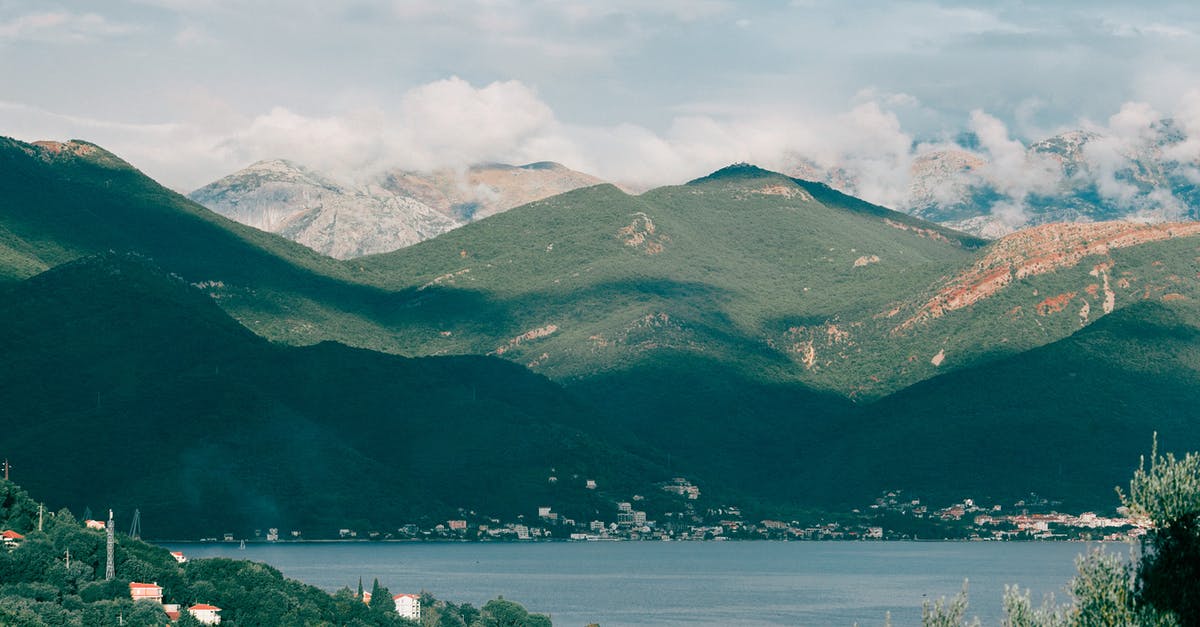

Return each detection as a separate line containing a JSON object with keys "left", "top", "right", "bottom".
{"left": 0, "top": 253, "right": 662, "bottom": 539}
{"left": 2, "top": 137, "right": 1200, "bottom": 523}
{"left": 816, "top": 300, "right": 1200, "bottom": 511}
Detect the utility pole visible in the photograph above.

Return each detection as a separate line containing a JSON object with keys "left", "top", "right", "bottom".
{"left": 2, "top": 458, "right": 9, "bottom": 481}
{"left": 65, "top": 548, "right": 70, "bottom": 569}
{"left": 105, "top": 509, "right": 115, "bottom": 581}
{"left": 38, "top": 504, "right": 43, "bottom": 532}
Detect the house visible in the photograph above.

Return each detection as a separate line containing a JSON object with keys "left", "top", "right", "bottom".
{"left": 84, "top": 519, "right": 106, "bottom": 531}
{"left": 188, "top": 604, "right": 222, "bottom": 624}
{"left": 162, "top": 604, "right": 181, "bottom": 621}
{"left": 393, "top": 594, "right": 421, "bottom": 620}
{"left": 1, "top": 530, "right": 24, "bottom": 549}
{"left": 170, "top": 551, "right": 188, "bottom": 563}
{"left": 129, "top": 582, "right": 163, "bottom": 603}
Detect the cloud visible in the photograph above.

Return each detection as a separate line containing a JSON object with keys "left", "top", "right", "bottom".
{"left": 6, "top": 74, "right": 1200, "bottom": 236}
{"left": 0, "top": 11, "right": 135, "bottom": 43}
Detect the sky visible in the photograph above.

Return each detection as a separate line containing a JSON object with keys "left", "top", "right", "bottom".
{"left": 3, "top": 0, "right": 1200, "bottom": 203}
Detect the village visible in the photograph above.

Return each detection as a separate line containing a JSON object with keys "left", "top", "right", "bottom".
{"left": 213, "top": 479, "right": 1149, "bottom": 545}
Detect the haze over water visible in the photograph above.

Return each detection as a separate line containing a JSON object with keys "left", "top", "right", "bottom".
{"left": 169, "top": 541, "right": 1103, "bottom": 626}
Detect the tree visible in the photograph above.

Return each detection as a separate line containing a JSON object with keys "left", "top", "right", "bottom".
{"left": 482, "top": 597, "right": 538, "bottom": 627}
{"left": 1119, "top": 438, "right": 1200, "bottom": 625}
{"left": 370, "top": 578, "right": 395, "bottom": 614}
{"left": 921, "top": 437, "right": 1198, "bottom": 627}
{"left": 922, "top": 581, "right": 980, "bottom": 627}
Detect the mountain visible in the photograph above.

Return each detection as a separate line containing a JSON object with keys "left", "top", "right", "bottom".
{"left": 3, "top": 137, "right": 1200, "bottom": 519}
{"left": 189, "top": 159, "right": 605, "bottom": 258}
{"left": 0, "top": 253, "right": 662, "bottom": 538}
{"left": 822, "top": 300, "right": 1200, "bottom": 510}
{"left": 785, "top": 122, "right": 1200, "bottom": 238}
{"left": 188, "top": 159, "right": 462, "bottom": 259}
{"left": 378, "top": 161, "right": 607, "bottom": 221}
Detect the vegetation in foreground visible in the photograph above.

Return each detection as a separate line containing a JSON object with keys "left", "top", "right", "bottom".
{"left": 0, "top": 480, "right": 552, "bottom": 627}
{"left": 919, "top": 438, "right": 1200, "bottom": 626}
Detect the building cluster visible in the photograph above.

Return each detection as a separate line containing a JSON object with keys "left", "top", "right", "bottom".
{"left": 862, "top": 490, "right": 1150, "bottom": 541}
{"left": 193, "top": 478, "right": 1151, "bottom": 544}
{"left": 129, "top": 580, "right": 222, "bottom": 625}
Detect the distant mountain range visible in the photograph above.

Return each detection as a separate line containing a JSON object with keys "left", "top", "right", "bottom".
{"left": 785, "top": 121, "right": 1200, "bottom": 238}
{"left": 189, "top": 159, "right": 603, "bottom": 259}
{"left": 1, "top": 136, "right": 1198, "bottom": 536}
{"left": 187, "top": 122, "right": 1199, "bottom": 260}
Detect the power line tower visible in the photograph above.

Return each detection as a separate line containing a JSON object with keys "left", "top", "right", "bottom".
{"left": 128, "top": 509, "right": 141, "bottom": 540}
{"left": 105, "top": 509, "right": 115, "bottom": 581}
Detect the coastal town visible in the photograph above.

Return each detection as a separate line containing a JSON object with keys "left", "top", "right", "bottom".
{"left": 205, "top": 477, "right": 1149, "bottom": 545}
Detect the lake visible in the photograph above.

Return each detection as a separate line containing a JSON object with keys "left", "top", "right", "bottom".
{"left": 164, "top": 541, "right": 1118, "bottom": 626}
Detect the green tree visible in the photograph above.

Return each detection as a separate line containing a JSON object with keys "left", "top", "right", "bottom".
{"left": 1119, "top": 438, "right": 1200, "bottom": 625}
{"left": 922, "top": 581, "right": 980, "bottom": 627}
{"left": 370, "top": 578, "right": 394, "bottom": 613}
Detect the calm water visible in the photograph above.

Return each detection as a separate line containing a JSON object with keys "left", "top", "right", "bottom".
{"left": 165, "top": 541, "right": 1115, "bottom": 626}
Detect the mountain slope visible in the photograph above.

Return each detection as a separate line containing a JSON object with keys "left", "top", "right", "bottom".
{"left": 815, "top": 300, "right": 1200, "bottom": 511}
{"left": 2, "top": 138, "right": 1200, "bottom": 521}
{"left": 188, "top": 159, "right": 606, "bottom": 258}
{"left": 189, "top": 159, "right": 462, "bottom": 259}
{"left": 378, "top": 161, "right": 607, "bottom": 222}
{"left": 0, "top": 253, "right": 662, "bottom": 538}
{"left": 5, "top": 138, "right": 1197, "bottom": 401}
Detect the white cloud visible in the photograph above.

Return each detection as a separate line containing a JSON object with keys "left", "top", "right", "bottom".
{"left": 0, "top": 11, "right": 135, "bottom": 43}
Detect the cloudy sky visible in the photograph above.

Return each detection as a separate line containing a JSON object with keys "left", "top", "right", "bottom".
{"left": 3, "top": 0, "right": 1200, "bottom": 200}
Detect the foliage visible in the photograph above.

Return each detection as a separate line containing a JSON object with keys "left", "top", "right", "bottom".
{"left": 1117, "top": 437, "right": 1200, "bottom": 625}
{"left": 1120, "top": 437, "right": 1200, "bottom": 527}
{"left": 481, "top": 597, "right": 552, "bottom": 627}
{"left": 1001, "top": 586, "right": 1069, "bottom": 627}
{"left": 925, "top": 442, "right": 1200, "bottom": 627}
{"left": 922, "top": 581, "right": 981, "bottom": 627}
{"left": 0, "top": 479, "right": 549, "bottom": 626}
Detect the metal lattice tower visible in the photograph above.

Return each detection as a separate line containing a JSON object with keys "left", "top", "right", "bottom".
{"left": 105, "top": 509, "right": 115, "bottom": 581}
{"left": 128, "top": 509, "right": 141, "bottom": 540}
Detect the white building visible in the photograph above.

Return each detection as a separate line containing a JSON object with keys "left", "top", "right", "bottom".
{"left": 188, "top": 604, "right": 222, "bottom": 625}
{"left": 393, "top": 593, "right": 421, "bottom": 620}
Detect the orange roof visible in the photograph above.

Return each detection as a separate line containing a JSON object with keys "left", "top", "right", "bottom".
{"left": 190, "top": 604, "right": 221, "bottom": 611}
{"left": 129, "top": 582, "right": 161, "bottom": 589}
{"left": 1, "top": 530, "right": 24, "bottom": 540}
{"left": 393, "top": 593, "right": 419, "bottom": 599}
{"left": 165, "top": 611, "right": 180, "bottom": 620}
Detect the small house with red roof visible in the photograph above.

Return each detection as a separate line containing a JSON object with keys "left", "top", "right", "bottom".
{"left": 129, "top": 582, "right": 163, "bottom": 603}
{"left": 84, "top": 519, "right": 106, "bottom": 531}
{"left": 188, "top": 603, "right": 222, "bottom": 624}
{"left": 1, "top": 530, "right": 24, "bottom": 549}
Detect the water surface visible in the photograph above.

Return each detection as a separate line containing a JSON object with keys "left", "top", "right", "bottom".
{"left": 167, "top": 540, "right": 1112, "bottom": 626}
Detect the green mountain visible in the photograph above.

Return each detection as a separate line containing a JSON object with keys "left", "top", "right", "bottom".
{"left": 2, "top": 137, "right": 1199, "bottom": 523}
{"left": 0, "top": 253, "right": 661, "bottom": 539}
{"left": 822, "top": 301, "right": 1200, "bottom": 510}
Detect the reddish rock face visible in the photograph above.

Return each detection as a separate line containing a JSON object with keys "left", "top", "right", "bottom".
{"left": 897, "top": 221, "right": 1200, "bottom": 331}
